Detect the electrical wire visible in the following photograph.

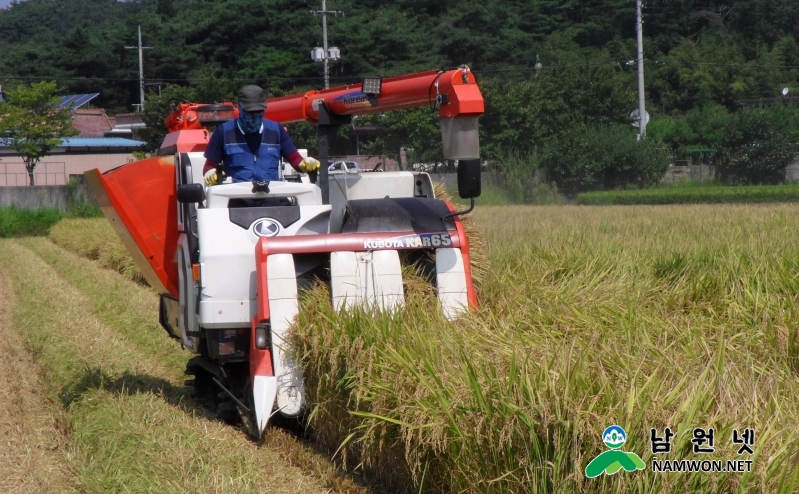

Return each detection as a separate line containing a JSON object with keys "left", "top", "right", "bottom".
{"left": 3, "top": 59, "right": 799, "bottom": 89}
{"left": 428, "top": 70, "right": 446, "bottom": 110}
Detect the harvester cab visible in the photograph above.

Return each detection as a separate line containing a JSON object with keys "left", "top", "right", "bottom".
{"left": 85, "top": 66, "right": 484, "bottom": 439}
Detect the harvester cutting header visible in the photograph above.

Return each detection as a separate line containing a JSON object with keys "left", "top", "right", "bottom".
{"left": 85, "top": 66, "right": 485, "bottom": 438}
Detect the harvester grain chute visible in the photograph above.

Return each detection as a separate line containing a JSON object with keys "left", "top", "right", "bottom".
{"left": 85, "top": 66, "right": 484, "bottom": 439}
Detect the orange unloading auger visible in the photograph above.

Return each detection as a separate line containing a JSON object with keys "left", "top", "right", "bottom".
{"left": 160, "top": 68, "right": 483, "bottom": 128}
{"left": 85, "top": 67, "right": 484, "bottom": 297}
{"left": 265, "top": 68, "right": 483, "bottom": 122}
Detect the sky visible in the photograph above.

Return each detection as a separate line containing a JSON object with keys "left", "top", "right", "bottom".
{"left": 0, "top": 0, "right": 26, "bottom": 8}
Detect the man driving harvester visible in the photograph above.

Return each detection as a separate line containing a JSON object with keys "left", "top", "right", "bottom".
{"left": 203, "top": 84, "right": 320, "bottom": 185}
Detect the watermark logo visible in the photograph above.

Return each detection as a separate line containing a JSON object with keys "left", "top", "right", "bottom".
{"left": 585, "top": 425, "right": 646, "bottom": 478}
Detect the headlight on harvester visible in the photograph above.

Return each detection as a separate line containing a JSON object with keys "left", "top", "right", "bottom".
{"left": 361, "top": 76, "right": 382, "bottom": 96}
{"left": 255, "top": 323, "right": 270, "bottom": 349}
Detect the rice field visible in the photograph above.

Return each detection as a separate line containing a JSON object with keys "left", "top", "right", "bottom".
{"left": 292, "top": 203, "right": 799, "bottom": 493}
{"left": 5, "top": 202, "right": 799, "bottom": 493}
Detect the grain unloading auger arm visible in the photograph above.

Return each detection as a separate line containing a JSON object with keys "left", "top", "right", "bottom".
{"left": 85, "top": 66, "right": 484, "bottom": 439}
{"left": 264, "top": 67, "right": 484, "bottom": 203}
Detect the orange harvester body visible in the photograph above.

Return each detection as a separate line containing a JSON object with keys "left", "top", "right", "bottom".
{"left": 85, "top": 67, "right": 484, "bottom": 298}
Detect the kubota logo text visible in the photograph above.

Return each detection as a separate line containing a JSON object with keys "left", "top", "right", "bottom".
{"left": 363, "top": 233, "right": 452, "bottom": 250}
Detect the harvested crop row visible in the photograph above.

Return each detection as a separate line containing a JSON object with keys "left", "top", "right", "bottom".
{"left": 0, "top": 268, "right": 79, "bottom": 494}
{"left": 0, "top": 239, "right": 365, "bottom": 494}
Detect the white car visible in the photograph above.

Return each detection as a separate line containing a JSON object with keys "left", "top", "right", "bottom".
{"left": 328, "top": 160, "right": 361, "bottom": 173}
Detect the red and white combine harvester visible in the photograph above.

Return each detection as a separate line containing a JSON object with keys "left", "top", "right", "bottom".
{"left": 86, "top": 67, "right": 484, "bottom": 438}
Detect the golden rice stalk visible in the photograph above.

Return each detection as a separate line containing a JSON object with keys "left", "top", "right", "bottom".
{"left": 49, "top": 218, "right": 146, "bottom": 285}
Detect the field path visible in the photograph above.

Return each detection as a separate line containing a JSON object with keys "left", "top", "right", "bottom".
{"left": 0, "top": 268, "right": 78, "bottom": 493}
{"left": 0, "top": 238, "right": 369, "bottom": 493}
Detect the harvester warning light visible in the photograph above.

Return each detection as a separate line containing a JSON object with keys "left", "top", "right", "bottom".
{"left": 361, "top": 77, "right": 382, "bottom": 96}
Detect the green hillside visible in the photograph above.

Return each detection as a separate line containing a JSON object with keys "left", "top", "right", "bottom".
{"left": 2, "top": 0, "right": 798, "bottom": 114}
{"left": 3, "top": 0, "right": 799, "bottom": 193}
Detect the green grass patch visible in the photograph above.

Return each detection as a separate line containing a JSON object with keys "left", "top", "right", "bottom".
{"left": 66, "top": 201, "right": 103, "bottom": 218}
{"left": 577, "top": 183, "right": 799, "bottom": 205}
{"left": 0, "top": 199, "right": 103, "bottom": 239}
{"left": 0, "top": 206, "right": 63, "bottom": 237}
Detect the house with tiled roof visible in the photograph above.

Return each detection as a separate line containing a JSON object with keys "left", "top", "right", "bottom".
{"left": 72, "top": 108, "right": 114, "bottom": 137}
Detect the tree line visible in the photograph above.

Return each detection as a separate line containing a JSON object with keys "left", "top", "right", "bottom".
{"left": 3, "top": 0, "right": 799, "bottom": 114}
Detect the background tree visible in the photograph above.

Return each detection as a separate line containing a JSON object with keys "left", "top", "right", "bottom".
{"left": 479, "top": 66, "right": 634, "bottom": 160}
{"left": 712, "top": 109, "right": 796, "bottom": 185}
{"left": 2, "top": 0, "right": 798, "bottom": 115}
{"left": 0, "top": 81, "right": 79, "bottom": 186}
{"left": 358, "top": 107, "right": 441, "bottom": 167}
{"left": 4, "top": 0, "right": 799, "bottom": 191}
{"left": 139, "top": 76, "right": 237, "bottom": 152}
{"left": 539, "top": 125, "right": 671, "bottom": 194}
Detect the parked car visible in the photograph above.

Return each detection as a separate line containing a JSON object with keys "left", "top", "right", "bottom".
{"left": 328, "top": 160, "right": 361, "bottom": 173}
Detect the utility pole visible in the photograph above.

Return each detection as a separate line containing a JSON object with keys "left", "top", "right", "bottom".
{"left": 636, "top": 0, "right": 647, "bottom": 138}
{"left": 310, "top": 1, "right": 344, "bottom": 89}
{"left": 125, "top": 25, "right": 152, "bottom": 112}
{"left": 322, "top": 0, "right": 329, "bottom": 89}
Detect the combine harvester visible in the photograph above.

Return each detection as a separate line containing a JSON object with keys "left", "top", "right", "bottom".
{"left": 86, "top": 67, "right": 484, "bottom": 439}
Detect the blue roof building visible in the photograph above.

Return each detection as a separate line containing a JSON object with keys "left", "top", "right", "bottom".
{"left": 0, "top": 137, "right": 145, "bottom": 155}
{"left": 0, "top": 137, "right": 147, "bottom": 186}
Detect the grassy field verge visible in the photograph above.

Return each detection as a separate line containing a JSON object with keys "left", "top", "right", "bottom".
{"left": 0, "top": 199, "right": 103, "bottom": 238}
{"left": 0, "top": 238, "right": 372, "bottom": 493}
{"left": 0, "top": 206, "right": 63, "bottom": 237}
{"left": 577, "top": 183, "right": 799, "bottom": 205}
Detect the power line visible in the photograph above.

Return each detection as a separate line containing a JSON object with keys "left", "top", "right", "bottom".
{"left": 3, "top": 59, "right": 799, "bottom": 87}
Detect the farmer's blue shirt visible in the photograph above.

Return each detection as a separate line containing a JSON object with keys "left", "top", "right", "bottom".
{"left": 204, "top": 118, "right": 298, "bottom": 182}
